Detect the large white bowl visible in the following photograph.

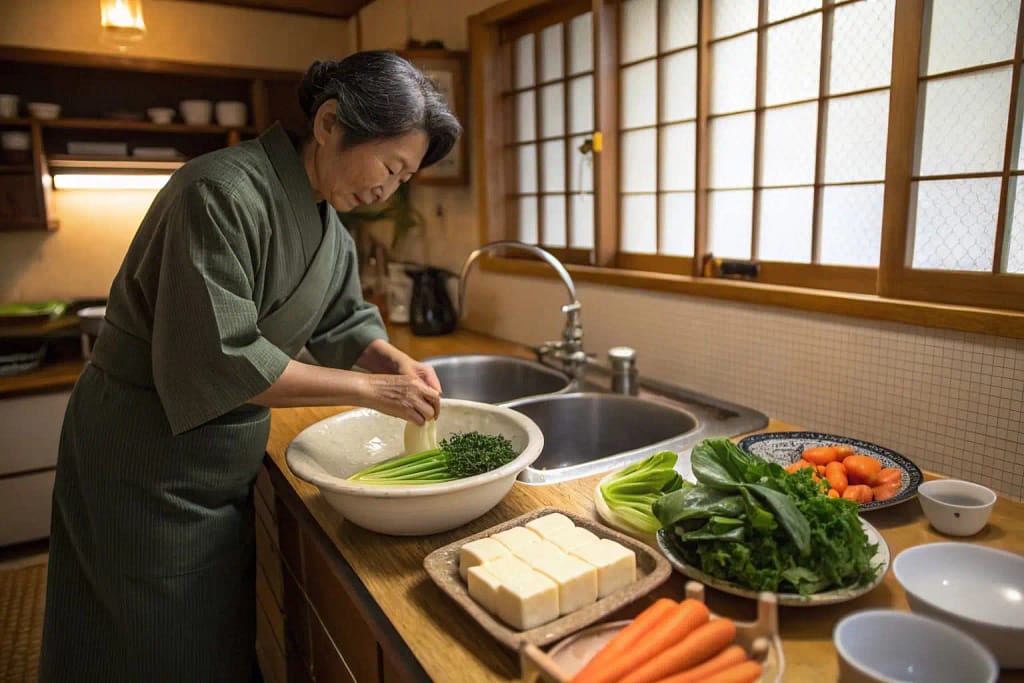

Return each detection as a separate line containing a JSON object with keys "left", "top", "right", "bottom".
{"left": 286, "top": 399, "right": 543, "bottom": 535}
{"left": 893, "top": 542, "right": 1024, "bottom": 668}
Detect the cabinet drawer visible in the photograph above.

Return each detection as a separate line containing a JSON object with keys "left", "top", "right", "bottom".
{"left": 0, "top": 470, "right": 55, "bottom": 545}
{"left": 0, "top": 390, "right": 71, "bottom": 475}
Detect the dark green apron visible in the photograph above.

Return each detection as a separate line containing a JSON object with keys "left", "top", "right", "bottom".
{"left": 39, "top": 204, "right": 339, "bottom": 682}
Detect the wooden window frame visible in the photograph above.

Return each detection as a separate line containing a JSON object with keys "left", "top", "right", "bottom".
{"left": 470, "top": 0, "right": 1024, "bottom": 338}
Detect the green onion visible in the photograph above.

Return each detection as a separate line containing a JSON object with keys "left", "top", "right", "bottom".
{"left": 348, "top": 432, "right": 518, "bottom": 485}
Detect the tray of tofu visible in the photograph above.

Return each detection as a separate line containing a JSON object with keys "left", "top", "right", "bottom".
{"left": 423, "top": 507, "right": 672, "bottom": 650}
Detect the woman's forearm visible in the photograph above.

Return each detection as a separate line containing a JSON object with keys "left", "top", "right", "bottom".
{"left": 355, "top": 338, "right": 405, "bottom": 374}
{"left": 249, "top": 360, "right": 370, "bottom": 408}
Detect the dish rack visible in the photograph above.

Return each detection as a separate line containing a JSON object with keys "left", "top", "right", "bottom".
{"left": 520, "top": 581, "right": 784, "bottom": 683}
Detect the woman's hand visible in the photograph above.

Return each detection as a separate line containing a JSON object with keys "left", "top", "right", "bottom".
{"left": 395, "top": 357, "right": 442, "bottom": 394}
{"left": 360, "top": 373, "right": 440, "bottom": 424}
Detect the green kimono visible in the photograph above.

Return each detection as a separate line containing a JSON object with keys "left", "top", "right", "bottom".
{"left": 40, "top": 123, "right": 386, "bottom": 682}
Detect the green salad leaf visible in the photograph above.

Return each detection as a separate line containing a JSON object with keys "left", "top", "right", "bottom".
{"left": 653, "top": 438, "right": 879, "bottom": 595}
{"left": 599, "top": 451, "right": 684, "bottom": 533}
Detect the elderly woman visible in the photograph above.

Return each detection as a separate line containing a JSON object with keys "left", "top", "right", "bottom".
{"left": 40, "top": 51, "right": 460, "bottom": 682}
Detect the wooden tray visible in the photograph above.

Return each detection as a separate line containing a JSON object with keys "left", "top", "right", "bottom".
{"left": 520, "top": 582, "right": 784, "bottom": 683}
{"left": 423, "top": 507, "right": 672, "bottom": 650}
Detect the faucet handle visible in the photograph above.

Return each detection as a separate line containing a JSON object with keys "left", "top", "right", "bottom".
{"left": 608, "top": 346, "right": 637, "bottom": 367}
{"left": 561, "top": 302, "right": 581, "bottom": 314}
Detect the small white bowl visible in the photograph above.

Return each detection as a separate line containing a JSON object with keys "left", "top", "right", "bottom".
{"left": 917, "top": 479, "right": 996, "bottom": 536}
{"left": 1, "top": 131, "right": 30, "bottom": 151}
{"left": 146, "top": 107, "right": 175, "bottom": 124}
{"left": 286, "top": 398, "right": 544, "bottom": 536}
{"left": 179, "top": 99, "right": 212, "bottom": 125}
{"left": 834, "top": 609, "right": 997, "bottom": 683}
{"left": 27, "top": 102, "right": 60, "bottom": 119}
{"left": 893, "top": 542, "right": 1024, "bottom": 669}
{"left": 214, "top": 100, "right": 247, "bottom": 127}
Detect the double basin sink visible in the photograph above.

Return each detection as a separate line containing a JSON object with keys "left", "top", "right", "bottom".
{"left": 423, "top": 354, "right": 767, "bottom": 485}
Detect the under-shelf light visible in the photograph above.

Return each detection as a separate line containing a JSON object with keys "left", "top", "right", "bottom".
{"left": 52, "top": 173, "right": 171, "bottom": 190}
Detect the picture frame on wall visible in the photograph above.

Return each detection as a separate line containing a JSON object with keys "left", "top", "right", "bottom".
{"left": 399, "top": 49, "right": 469, "bottom": 186}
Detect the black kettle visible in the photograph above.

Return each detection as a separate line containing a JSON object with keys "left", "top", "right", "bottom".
{"left": 407, "top": 267, "right": 457, "bottom": 336}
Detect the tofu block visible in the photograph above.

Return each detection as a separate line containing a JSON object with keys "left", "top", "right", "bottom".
{"left": 515, "top": 540, "right": 568, "bottom": 569}
{"left": 531, "top": 552, "right": 599, "bottom": 615}
{"left": 491, "top": 526, "right": 542, "bottom": 559}
{"left": 467, "top": 565, "right": 503, "bottom": 615}
{"left": 495, "top": 570, "right": 559, "bottom": 630}
{"left": 525, "top": 513, "right": 576, "bottom": 540}
{"left": 459, "top": 537, "right": 509, "bottom": 580}
{"left": 571, "top": 539, "right": 637, "bottom": 598}
{"left": 547, "top": 526, "right": 600, "bottom": 553}
{"left": 482, "top": 555, "right": 534, "bottom": 584}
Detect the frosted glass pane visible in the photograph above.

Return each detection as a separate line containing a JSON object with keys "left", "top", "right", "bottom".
{"left": 622, "top": 0, "right": 658, "bottom": 63}
{"left": 762, "top": 102, "right": 818, "bottom": 186}
{"left": 911, "top": 178, "right": 1000, "bottom": 271}
{"left": 709, "top": 190, "right": 753, "bottom": 258}
{"left": 568, "top": 12, "right": 593, "bottom": 75}
{"left": 923, "top": 0, "right": 1020, "bottom": 76}
{"left": 661, "top": 49, "right": 697, "bottom": 122}
{"left": 712, "top": 0, "right": 758, "bottom": 38}
{"left": 540, "top": 24, "right": 564, "bottom": 81}
{"left": 515, "top": 34, "right": 535, "bottom": 89}
{"left": 660, "top": 192, "right": 695, "bottom": 256}
{"left": 820, "top": 184, "right": 884, "bottom": 267}
{"left": 765, "top": 14, "right": 821, "bottom": 106}
{"left": 768, "top": 0, "right": 820, "bottom": 22}
{"left": 621, "top": 128, "right": 657, "bottom": 192}
{"left": 758, "top": 187, "right": 813, "bottom": 262}
{"left": 518, "top": 197, "right": 538, "bottom": 243}
{"left": 711, "top": 34, "right": 757, "bottom": 114}
{"left": 568, "top": 135, "right": 595, "bottom": 192}
{"left": 709, "top": 112, "right": 755, "bottom": 188}
{"left": 621, "top": 194, "right": 658, "bottom": 253}
{"left": 541, "top": 140, "right": 565, "bottom": 192}
{"left": 661, "top": 0, "right": 698, "bottom": 51}
{"left": 824, "top": 91, "right": 889, "bottom": 183}
{"left": 621, "top": 61, "right": 658, "bottom": 128}
{"left": 568, "top": 76, "right": 594, "bottom": 134}
{"left": 517, "top": 144, "right": 537, "bottom": 193}
{"left": 830, "top": 0, "right": 894, "bottom": 95}
{"left": 918, "top": 67, "right": 1012, "bottom": 175}
{"left": 1008, "top": 180, "right": 1024, "bottom": 273}
{"left": 660, "top": 122, "right": 696, "bottom": 191}
{"left": 542, "top": 195, "right": 567, "bottom": 247}
{"left": 540, "top": 83, "right": 565, "bottom": 138}
{"left": 516, "top": 91, "right": 536, "bottom": 141}
{"left": 570, "top": 193, "right": 595, "bottom": 249}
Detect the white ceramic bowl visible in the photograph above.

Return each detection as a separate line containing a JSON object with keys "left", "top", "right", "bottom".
{"left": 834, "top": 609, "right": 997, "bottom": 683}
{"left": 214, "top": 100, "right": 247, "bottom": 127}
{"left": 286, "top": 399, "right": 543, "bottom": 536}
{"left": 27, "top": 102, "right": 60, "bottom": 119}
{"left": 1, "top": 131, "right": 30, "bottom": 151}
{"left": 917, "top": 480, "right": 996, "bottom": 536}
{"left": 147, "top": 107, "right": 175, "bottom": 124}
{"left": 893, "top": 542, "right": 1024, "bottom": 668}
{"left": 179, "top": 99, "right": 212, "bottom": 125}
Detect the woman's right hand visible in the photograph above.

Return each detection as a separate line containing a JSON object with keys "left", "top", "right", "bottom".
{"left": 360, "top": 373, "right": 441, "bottom": 424}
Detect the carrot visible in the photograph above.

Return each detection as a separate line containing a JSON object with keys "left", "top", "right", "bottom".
{"left": 619, "top": 618, "right": 737, "bottom": 683}
{"left": 702, "top": 660, "right": 763, "bottom": 683}
{"left": 572, "top": 600, "right": 710, "bottom": 683}
{"left": 802, "top": 446, "right": 840, "bottom": 465}
{"left": 875, "top": 467, "right": 901, "bottom": 486}
{"left": 650, "top": 645, "right": 748, "bottom": 683}
{"left": 827, "top": 488, "right": 840, "bottom": 499}
{"left": 572, "top": 599, "right": 678, "bottom": 681}
{"left": 785, "top": 459, "right": 814, "bottom": 474}
{"left": 815, "top": 465, "right": 827, "bottom": 476}
{"left": 824, "top": 461, "right": 848, "bottom": 495}
{"left": 872, "top": 480, "right": 901, "bottom": 502}
{"left": 843, "top": 484, "right": 873, "bottom": 503}
{"left": 833, "top": 445, "right": 855, "bottom": 459}
{"left": 843, "top": 455, "right": 882, "bottom": 485}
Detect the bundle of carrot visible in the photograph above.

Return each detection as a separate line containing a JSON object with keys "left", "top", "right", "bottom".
{"left": 570, "top": 598, "right": 762, "bottom": 683}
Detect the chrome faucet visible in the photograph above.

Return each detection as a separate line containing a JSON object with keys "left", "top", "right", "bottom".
{"left": 458, "top": 241, "right": 591, "bottom": 386}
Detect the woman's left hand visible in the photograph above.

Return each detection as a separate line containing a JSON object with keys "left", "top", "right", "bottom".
{"left": 357, "top": 338, "right": 443, "bottom": 397}
{"left": 396, "top": 358, "right": 442, "bottom": 395}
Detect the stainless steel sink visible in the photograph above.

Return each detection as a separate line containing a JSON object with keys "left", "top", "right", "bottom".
{"left": 423, "top": 354, "right": 571, "bottom": 404}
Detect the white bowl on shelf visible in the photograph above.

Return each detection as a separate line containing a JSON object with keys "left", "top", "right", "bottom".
{"left": 0, "top": 94, "right": 19, "bottom": 118}
{"left": 893, "top": 542, "right": 1024, "bottom": 669}
{"left": 215, "top": 100, "right": 247, "bottom": 127}
{"left": 146, "top": 107, "right": 175, "bottom": 124}
{"left": 179, "top": 99, "right": 212, "bottom": 125}
{"left": 834, "top": 609, "right": 997, "bottom": 683}
{"left": 286, "top": 398, "right": 544, "bottom": 536}
{"left": 917, "top": 479, "right": 996, "bottom": 536}
{"left": 1, "top": 131, "right": 30, "bottom": 151}
{"left": 27, "top": 102, "right": 60, "bottom": 119}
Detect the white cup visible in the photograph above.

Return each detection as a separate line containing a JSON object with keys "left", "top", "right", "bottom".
{"left": 1, "top": 131, "right": 30, "bottom": 151}
{"left": 179, "top": 100, "right": 212, "bottom": 125}
{"left": 0, "top": 94, "right": 18, "bottom": 118}
{"left": 214, "top": 101, "right": 247, "bottom": 127}
{"left": 146, "top": 107, "right": 175, "bottom": 124}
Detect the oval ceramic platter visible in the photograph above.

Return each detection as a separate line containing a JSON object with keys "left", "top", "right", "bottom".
{"left": 656, "top": 517, "right": 890, "bottom": 607}
{"left": 737, "top": 432, "right": 923, "bottom": 512}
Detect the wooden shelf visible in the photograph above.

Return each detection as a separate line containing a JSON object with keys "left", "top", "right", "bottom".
{"left": 41, "top": 118, "right": 258, "bottom": 135}
{"left": 0, "top": 117, "right": 32, "bottom": 126}
{"left": 0, "top": 218, "right": 59, "bottom": 232}
{"left": 0, "top": 165, "right": 34, "bottom": 174}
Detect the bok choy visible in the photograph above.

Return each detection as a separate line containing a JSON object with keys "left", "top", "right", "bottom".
{"left": 598, "top": 451, "right": 684, "bottom": 533}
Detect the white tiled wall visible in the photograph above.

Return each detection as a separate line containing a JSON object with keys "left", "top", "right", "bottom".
{"left": 464, "top": 272, "right": 1024, "bottom": 500}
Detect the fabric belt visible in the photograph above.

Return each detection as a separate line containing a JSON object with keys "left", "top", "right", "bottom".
{"left": 89, "top": 321, "right": 156, "bottom": 389}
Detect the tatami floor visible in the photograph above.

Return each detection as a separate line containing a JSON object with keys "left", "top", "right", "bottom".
{"left": 0, "top": 540, "right": 49, "bottom": 683}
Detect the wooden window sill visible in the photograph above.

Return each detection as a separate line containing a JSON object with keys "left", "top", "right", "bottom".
{"left": 480, "top": 256, "right": 1024, "bottom": 339}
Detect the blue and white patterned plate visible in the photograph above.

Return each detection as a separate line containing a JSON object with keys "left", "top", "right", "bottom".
{"left": 737, "top": 431, "right": 923, "bottom": 512}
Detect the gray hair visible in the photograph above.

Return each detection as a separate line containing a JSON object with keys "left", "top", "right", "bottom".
{"left": 298, "top": 51, "right": 462, "bottom": 169}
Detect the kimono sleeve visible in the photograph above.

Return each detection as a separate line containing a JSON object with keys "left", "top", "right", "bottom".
{"left": 151, "top": 180, "right": 291, "bottom": 434}
{"left": 305, "top": 227, "right": 387, "bottom": 369}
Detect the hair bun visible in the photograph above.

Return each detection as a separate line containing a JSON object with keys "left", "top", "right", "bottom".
{"left": 297, "top": 60, "right": 334, "bottom": 119}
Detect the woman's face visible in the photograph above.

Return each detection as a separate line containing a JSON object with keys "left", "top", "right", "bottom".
{"left": 307, "top": 100, "right": 429, "bottom": 212}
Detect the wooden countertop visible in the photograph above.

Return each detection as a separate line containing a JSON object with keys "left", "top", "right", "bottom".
{"left": 0, "top": 359, "right": 83, "bottom": 398}
{"left": 264, "top": 326, "right": 1024, "bottom": 683}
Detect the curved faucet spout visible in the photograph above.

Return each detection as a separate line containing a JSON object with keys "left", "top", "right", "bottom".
{"left": 458, "top": 240, "right": 578, "bottom": 318}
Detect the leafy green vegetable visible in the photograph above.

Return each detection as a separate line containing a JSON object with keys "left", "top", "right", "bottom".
{"left": 654, "top": 438, "right": 879, "bottom": 595}
{"left": 349, "top": 432, "right": 517, "bottom": 484}
{"left": 599, "top": 452, "right": 684, "bottom": 533}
